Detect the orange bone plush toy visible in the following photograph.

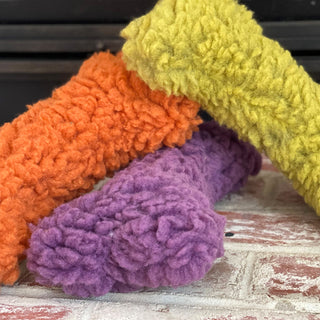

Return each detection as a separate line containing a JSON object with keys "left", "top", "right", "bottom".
{"left": 0, "top": 51, "right": 201, "bottom": 284}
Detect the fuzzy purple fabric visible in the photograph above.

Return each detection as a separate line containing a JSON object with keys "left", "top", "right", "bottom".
{"left": 27, "top": 120, "right": 261, "bottom": 297}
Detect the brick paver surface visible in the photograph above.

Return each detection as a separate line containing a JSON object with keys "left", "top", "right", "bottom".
{"left": 1, "top": 157, "right": 320, "bottom": 319}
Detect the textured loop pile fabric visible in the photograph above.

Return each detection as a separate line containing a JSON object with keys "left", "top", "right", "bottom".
{"left": 27, "top": 120, "right": 261, "bottom": 297}
{"left": 0, "top": 51, "right": 201, "bottom": 285}
{"left": 121, "top": 0, "right": 320, "bottom": 215}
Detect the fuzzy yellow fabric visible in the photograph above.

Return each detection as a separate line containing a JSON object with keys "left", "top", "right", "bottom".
{"left": 121, "top": 0, "right": 320, "bottom": 215}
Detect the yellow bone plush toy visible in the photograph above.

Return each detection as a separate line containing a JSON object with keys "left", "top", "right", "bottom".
{"left": 121, "top": 0, "right": 320, "bottom": 215}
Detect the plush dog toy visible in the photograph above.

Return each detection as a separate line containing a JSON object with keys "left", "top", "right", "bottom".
{"left": 0, "top": 51, "right": 201, "bottom": 285}
{"left": 121, "top": 0, "right": 320, "bottom": 215}
{"left": 27, "top": 120, "right": 261, "bottom": 297}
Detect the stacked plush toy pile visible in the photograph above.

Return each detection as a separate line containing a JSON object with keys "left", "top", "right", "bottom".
{"left": 0, "top": 0, "right": 319, "bottom": 297}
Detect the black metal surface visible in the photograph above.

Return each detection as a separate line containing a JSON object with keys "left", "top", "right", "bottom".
{"left": 0, "top": 24, "right": 123, "bottom": 53}
{"left": 2, "top": 21, "right": 320, "bottom": 55}
{"left": 241, "top": 0, "right": 320, "bottom": 21}
{"left": 0, "top": 0, "right": 158, "bottom": 24}
{"left": 0, "top": 77, "right": 69, "bottom": 124}
{"left": 0, "top": 0, "right": 320, "bottom": 23}
{"left": 1, "top": 1, "right": 320, "bottom": 125}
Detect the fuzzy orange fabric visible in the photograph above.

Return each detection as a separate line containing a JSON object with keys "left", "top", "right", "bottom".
{"left": 0, "top": 51, "right": 201, "bottom": 285}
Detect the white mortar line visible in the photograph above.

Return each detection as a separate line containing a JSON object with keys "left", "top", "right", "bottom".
{"left": 238, "top": 252, "right": 256, "bottom": 299}
{"left": 3, "top": 286, "right": 320, "bottom": 314}
{"left": 0, "top": 294, "right": 92, "bottom": 320}
{"left": 215, "top": 205, "right": 316, "bottom": 216}
{"left": 90, "top": 293, "right": 320, "bottom": 314}
{"left": 1, "top": 286, "right": 70, "bottom": 300}
{"left": 78, "top": 301, "right": 98, "bottom": 320}
{"left": 224, "top": 242, "right": 320, "bottom": 254}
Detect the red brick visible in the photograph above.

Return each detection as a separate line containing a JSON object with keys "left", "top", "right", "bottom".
{"left": 261, "top": 157, "right": 279, "bottom": 172}
{"left": 216, "top": 169, "right": 310, "bottom": 215}
{"left": 251, "top": 254, "right": 320, "bottom": 299}
{"left": 16, "top": 262, "right": 54, "bottom": 289}
{"left": 0, "top": 304, "right": 70, "bottom": 320}
{"left": 14, "top": 261, "right": 37, "bottom": 287}
{"left": 203, "top": 314, "right": 320, "bottom": 320}
{"left": 152, "top": 251, "right": 249, "bottom": 299}
{"left": 90, "top": 301, "right": 319, "bottom": 320}
{"left": 16, "top": 270, "right": 38, "bottom": 286}
{"left": 220, "top": 211, "right": 320, "bottom": 246}
{"left": 205, "top": 317, "right": 257, "bottom": 320}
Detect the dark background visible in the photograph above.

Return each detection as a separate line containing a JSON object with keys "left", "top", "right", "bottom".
{"left": 1, "top": 0, "right": 320, "bottom": 124}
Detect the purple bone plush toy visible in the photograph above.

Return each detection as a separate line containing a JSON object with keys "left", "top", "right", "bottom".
{"left": 27, "top": 120, "right": 261, "bottom": 297}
